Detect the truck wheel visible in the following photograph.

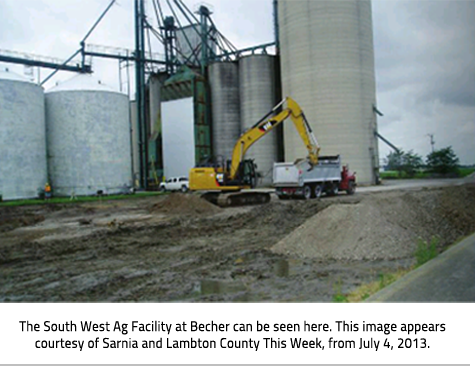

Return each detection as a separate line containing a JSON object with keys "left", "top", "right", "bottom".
{"left": 181, "top": 185, "right": 189, "bottom": 193}
{"left": 346, "top": 181, "right": 355, "bottom": 195}
{"left": 314, "top": 184, "right": 323, "bottom": 198}
{"left": 159, "top": 186, "right": 166, "bottom": 193}
{"left": 328, "top": 182, "right": 339, "bottom": 196}
{"left": 303, "top": 185, "right": 312, "bottom": 200}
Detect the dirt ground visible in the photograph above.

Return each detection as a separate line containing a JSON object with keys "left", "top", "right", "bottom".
{"left": 1, "top": 183, "right": 474, "bottom": 302}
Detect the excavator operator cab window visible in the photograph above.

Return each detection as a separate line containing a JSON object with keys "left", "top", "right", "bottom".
{"left": 240, "top": 160, "right": 257, "bottom": 188}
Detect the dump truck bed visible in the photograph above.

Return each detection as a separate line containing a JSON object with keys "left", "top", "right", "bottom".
{"left": 273, "top": 156, "right": 342, "bottom": 187}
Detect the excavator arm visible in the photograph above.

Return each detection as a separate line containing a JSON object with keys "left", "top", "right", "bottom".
{"left": 229, "top": 96, "right": 320, "bottom": 179}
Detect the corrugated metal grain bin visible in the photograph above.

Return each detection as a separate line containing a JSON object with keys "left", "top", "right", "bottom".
{"left": 0, "top": 69, "right": 47, "bottom": 200}
{"left": 45, "top": 74, "right": 132, "bottom": 196}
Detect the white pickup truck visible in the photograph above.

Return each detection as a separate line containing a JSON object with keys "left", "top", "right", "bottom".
{"left": 273, "top": 156, "right": 356, "bottom": 199}
{"left": 159, "top": 177, "right": 189, "bottom": 193}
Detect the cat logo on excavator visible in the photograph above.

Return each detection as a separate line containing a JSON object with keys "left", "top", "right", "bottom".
{"left": 259, "top": 120, "right": 277, "bottom": 132}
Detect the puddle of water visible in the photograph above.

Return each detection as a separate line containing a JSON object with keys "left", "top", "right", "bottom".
{"left": 273, "top": 259, "right": 289, "bottom": 277}
{"left": 200, "top": 279, "right": 246, "bottom": 295}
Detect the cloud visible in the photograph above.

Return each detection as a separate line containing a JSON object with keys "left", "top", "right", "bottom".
{"left": 373, "top": 0, "right": 475, "bottom": 164}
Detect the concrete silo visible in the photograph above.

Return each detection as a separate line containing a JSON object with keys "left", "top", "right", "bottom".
{"left": 0, "top": 69, "right": 47, "bottom": 200}
{"left": 239, "top": 55, "right": 278, "bottom": 186}
{"left": 45, "top": 74, "right": 132, "bottom": 196}
{"left": 209, "top": 62, "right": 241, "bottom": 161}
{"left": 278, "top": 0, "right": 379, "bottom": 184}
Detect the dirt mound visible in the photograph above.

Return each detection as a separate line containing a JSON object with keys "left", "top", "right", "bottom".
{"left": 272, "top": 184, "right": 475, "bottom": 261}
{"left": 151, "top": 193, "right": 221, "bottom": 215}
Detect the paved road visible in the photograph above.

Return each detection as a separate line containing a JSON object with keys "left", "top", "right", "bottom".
{"left": 357, "top": 177, "right": 469, "bottom": 194}
{"left": 258, "top": 176, "right": 474, "bottom": 196}
{"left": 366, "top": 232, "right": 475, "bottom": 302}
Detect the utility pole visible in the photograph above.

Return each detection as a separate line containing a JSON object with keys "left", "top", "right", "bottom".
{"left": 427, "top": 134, "right": 435, "bottom": 153}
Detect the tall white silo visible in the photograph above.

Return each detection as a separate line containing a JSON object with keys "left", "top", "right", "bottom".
{"left": 45, "top": 74, "right": 132, "bottom": 196}
{"left": 239, "top": 55, "right": 278, "bottom": 186}
{"left": 0, "top": 69, "right": 47, "bottom": 200}
{"left": 278, "top": 0, "right": 379, "bottom": 184}
{"left": 209, "top": 62, "right": 241, "bottom": 161}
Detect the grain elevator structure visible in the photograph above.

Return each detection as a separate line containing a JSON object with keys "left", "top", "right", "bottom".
{"left": 0, "top": 0, "right": 381, "bottom": 201}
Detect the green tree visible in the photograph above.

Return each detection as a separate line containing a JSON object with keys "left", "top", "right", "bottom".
{"left": 401, "top": 150, "right": 423, "bottom": 178}
{"left": 385, "top": 150, "right": 404, "bottom": 176}
{"left": 426, "top": 146, "right": 459, "bottom": 175}
{"left": 385, "top": 150, "right": 423, "bottom": 178}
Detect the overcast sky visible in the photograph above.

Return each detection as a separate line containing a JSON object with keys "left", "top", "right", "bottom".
{"left": 1, "top": 0, "right": 474, "bottom": 164}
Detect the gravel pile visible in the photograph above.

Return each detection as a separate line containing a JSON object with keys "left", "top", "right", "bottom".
{"left": 272, "top": 184, "right": 475, "bottom": 261}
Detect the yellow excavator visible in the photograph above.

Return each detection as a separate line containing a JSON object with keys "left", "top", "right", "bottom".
{"left": 189, "top": 97, "right": 320, "bottom": 206}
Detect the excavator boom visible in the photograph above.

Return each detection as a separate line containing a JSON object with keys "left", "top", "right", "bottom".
{"left": 229, "top": 97, "right": 320, "bottom": 179}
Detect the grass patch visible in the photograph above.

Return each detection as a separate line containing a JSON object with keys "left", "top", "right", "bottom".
{"left": 335, "top": 234, "right": 459, "bottom": 302}
{"left": 344, "top": 269, "right": 411, "bottom": 303}
{"left": 380, "top": 171, "right": 430, "bottom": 179}
{"left": 414, "top": 237, "right": 439, "bottom": 267}
{"left": 380, "top": 171, "right": 403, "bottom": 179}
{"left": 381, "top": 168, "right": 474, "bottom": 180}
{"left": 333, "top": 294, "right": 349, "bottom": 303}
{"left": 458, "top": 167, "right": 475, "bottom": 178}
{"left": 332, "top": 278, "right": 349, "bottom": 303}
{"left": 0, "top": 192, "right": 164, "bottom": 207}
{"left": 380, "top": 171, "right": 431, "bottom": 179}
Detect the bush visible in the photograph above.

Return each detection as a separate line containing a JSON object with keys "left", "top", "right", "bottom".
{"left": 426, "top": 147, "right": 459, "bottom": 175}
{"left": 384, "top": 150, "right": 423, "bottom": 178}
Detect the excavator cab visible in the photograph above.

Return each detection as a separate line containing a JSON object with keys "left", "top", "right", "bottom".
{"left": 230, "top": 159, "right": 257, "bottom": 188}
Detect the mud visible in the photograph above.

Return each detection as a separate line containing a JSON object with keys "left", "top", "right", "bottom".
{"left": 0, "top": 206, "right": 46, "bottom": 233}
{"left": 1, "top": 184, "right": 474, "bottom": 302}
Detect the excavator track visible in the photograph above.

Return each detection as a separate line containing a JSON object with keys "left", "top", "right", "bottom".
{"left": 201, "top": 191, "right": 271, "bottom": 208}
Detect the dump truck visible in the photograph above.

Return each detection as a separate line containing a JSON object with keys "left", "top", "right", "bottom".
{"left": 273, "top": 155, "right": 356, "bottom": 199}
